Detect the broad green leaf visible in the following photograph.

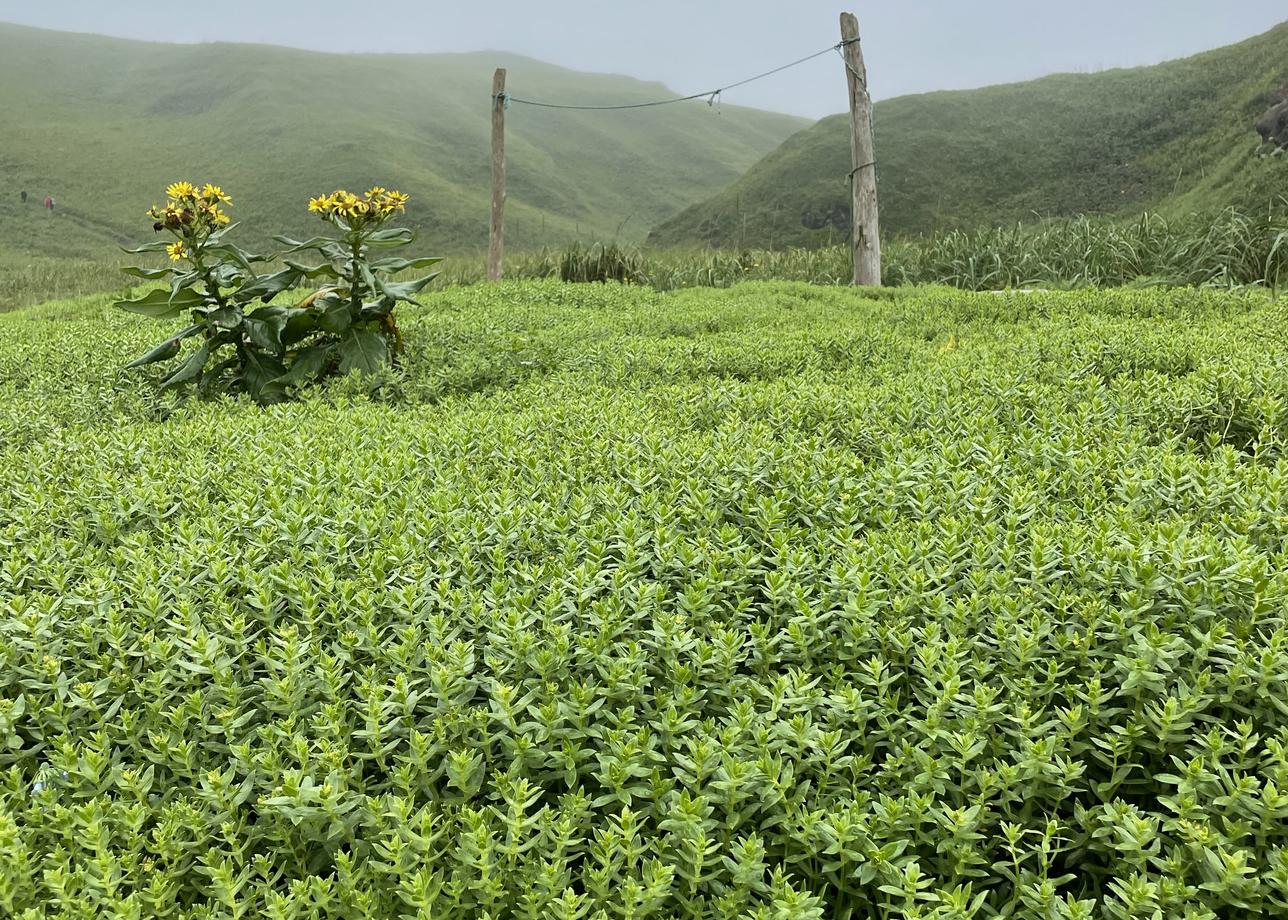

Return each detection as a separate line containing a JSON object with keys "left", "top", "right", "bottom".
{"left": 235, "top": 267, "right": 303, "bottom": 304}
{"left": 336, "top": 326, "right": 389, "bottom": 376}
{"left": 283, "top": 260, "right": 342, "bottom": 280}
{"left": 275, "top": 234, "right": 343, "bottom": 253}
{"left": 380, "top": 273, "right": 440, "bottom": 304}
{"left": 120, "top": 240, "right": 173, "bottom": 254}
{"left": 281, "top": 308, "right": 320, "bottom": 346}
{"left": 120, "top": 266, "right": 173, "bottom": 280}
{"left": 273, "top": 343, "right": 336, "bottom": 389}
{"left": 365, "top": 227, "right": 415, "bottom": 248}
{"left": 244, "top": 312, "right": 288, "bottom": 352}
{"left": 205, "top": 306, "right": 243, "bottom": 330}
{"left": 116, "top": 286, "right": 206, "bottom": 319}
{"left": 240, "top": 348, "right": 288, "bottom": 401}
{"left": 160, "top": 341, "right": 211, "bottom": 388}
{"left": 317, "top": 295, "right": 354, "bottom": 335}
{"left": 206, "top": 242, "right": 267, "bottom": 271}
{"left": 369, "top": 256, "right": 443, "bottom": 273}
{"left": 125, "top": 324, "right": 204, "bottom": 368}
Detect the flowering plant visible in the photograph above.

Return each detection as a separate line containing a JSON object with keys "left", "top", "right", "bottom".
{"left": 115, "top": 183, "right": 439, "bottom": 402}
{"left": 271, "top": 187, "right": 441, "bottom": 383}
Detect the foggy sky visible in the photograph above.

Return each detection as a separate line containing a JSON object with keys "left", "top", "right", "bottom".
{"left": 1, "top": 1, "right": 1284, "bottom": 118}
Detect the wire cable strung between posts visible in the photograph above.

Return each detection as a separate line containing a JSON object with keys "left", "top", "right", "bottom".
{"left": 501, "top": 38, "right": 859, "bottom": 111}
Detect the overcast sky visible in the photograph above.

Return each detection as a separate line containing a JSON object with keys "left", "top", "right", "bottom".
{"left": 1, "top": 1, "right": 1284, "bottom": 118}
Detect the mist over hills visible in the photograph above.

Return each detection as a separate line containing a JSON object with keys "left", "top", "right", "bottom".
{"left": 0, "top": 22, "right": 807, "bottom": 258}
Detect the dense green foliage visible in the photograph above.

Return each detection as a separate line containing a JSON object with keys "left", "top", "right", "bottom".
{"left": 4, "top": 281, "right": 1288, "bottom": 917}
{"left": 5, "top": 200, "right": 1286, "bottom": 314}
{"left": 446, "top": 205, "right": 1288, "bottom": 292}
{"left": 651, "top": 22, "right": 1288, "bottom": 248}
{"left": 0, "top": 22, "right": 804, "bottom": 259}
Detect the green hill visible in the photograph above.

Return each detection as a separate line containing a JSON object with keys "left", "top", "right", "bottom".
{"left": 0, "top": 23, "right": 806, "bottom": 259}
{"left": 650, "top": 22, "right": 1288, "bottom": 249}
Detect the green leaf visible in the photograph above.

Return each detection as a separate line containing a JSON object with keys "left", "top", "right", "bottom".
{"left": 205, "top": 222, "right": 242, "bottom": 246}
{"left": 369, "top": 256, "right": 443, "bottom": 273}
{"left": 274, "top": 343, "right": 336, "bottom": 389}
{"left": 275, "top": 234, "right": 342, "bottom": 253}
{"left": 116, "top": 286, "right": 206, "bottom": 319}
{"left": 207, "top": 242, "right": 269, "bottom": 272}
{"left": 161, "top": 341, "right": 212, "bottom": 388}
{"left": 317, "top": 295, "right": 354, "bottom": 335}
{"left": 197, "top": 357, "right": 239, "bottom": 396}
{"left": 211, "top": 262, "right": 247, "bottom": 288}
{"left": 336, "top": 326, "right": 389, "bottom": 376}
{"left": 240, "top": 348, "right": 289, "bottom": 401}
{"left": 380, "top": 273, "right": 440, "bottom": 304}
{"left": 125, "top": 324, "right": 204, "bottom": 369}
{"left": 121, "top": 240, "right": 173, "bottom": 255}
{"left": 120, "top": 266, "right": 173, "bottom": 280}
{"left": 283, "top": 260, "right": 342, "bottom": 280}
{"left": 244, "top": 312, "right": 288, "bottom": 352}
{"left": 205, "top": 306, "right": 244, "bottom": 330}
{"left": 281, "top": 309, "right": 320, "bottom": 346}
{"left": 234, "top": 267, "right": 303, "bottom": 304}
{"left": 365, "top": 227, "right": 415, "bottom": 248}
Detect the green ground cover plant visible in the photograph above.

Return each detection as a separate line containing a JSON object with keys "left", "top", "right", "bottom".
{"left": 2, "top": 281, "right": 1288, "bottom": 918}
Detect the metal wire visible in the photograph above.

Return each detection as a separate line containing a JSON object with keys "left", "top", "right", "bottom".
{"left": 503, "top": 38, "right": 858, "bottom": 112}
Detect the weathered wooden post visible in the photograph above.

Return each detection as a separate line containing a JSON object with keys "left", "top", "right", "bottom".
{"left": 489, "top": 67, "right": 507, "bottom": 281}
{"left": 840, "top": 13, "right": 880, "bottom": 286}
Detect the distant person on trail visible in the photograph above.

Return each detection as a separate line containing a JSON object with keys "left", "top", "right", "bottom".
{"left": 20, "top": 190, "right": 27, "bottom": 204}
{"left": 43, "top": 195, "right": 53, "bottom": 212}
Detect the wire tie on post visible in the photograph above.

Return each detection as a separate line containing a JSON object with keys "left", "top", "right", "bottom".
{"left": 846, "top": 161, "right": 876, "bottom": 182}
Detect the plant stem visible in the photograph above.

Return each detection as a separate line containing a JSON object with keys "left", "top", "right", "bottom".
{"left": 350, "top": 233, "right": 363, "bottom": 313}
{"left": 190, "top": 252, "right": 230, "bottom": 310}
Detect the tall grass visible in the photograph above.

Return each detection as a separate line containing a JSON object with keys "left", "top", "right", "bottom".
{"left": 437, "top": 203, "right": 1288, "bottom": 293}
{"left": 0, "top": 255, "right": 133, "bottom": 311}
{"left": 883, "top": 205, "right": 1288, "bottom": 291}
{"left": 6, "top": 203, "right": 1288, "bottom": 308}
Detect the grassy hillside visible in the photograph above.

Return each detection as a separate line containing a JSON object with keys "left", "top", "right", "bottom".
{"left": 0, "top": 23, "right": 806, "bottom": 259}
{"left": 651, "top": 21, "right": 1288, "bottom": 248}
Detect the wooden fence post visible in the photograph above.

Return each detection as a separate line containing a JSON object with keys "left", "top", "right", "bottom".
{"left": 840, "top": 13, "right": 880, "bottom": 286}
{"left": 489, "top": 68, "right": 507, "bottom": 281}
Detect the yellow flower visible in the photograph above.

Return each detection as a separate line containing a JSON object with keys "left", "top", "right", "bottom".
{"left": 201, "top": 183, "right": 232, "bottom": 204}
{"left": 166, "top": 181, "right": 197, "bottom": 200}
{"left": 308, "top": 195, "right": 332, "bottom": 215}
{"left": 167, "top": 241, "right": 188, "bottom": 261}
{"left": 365, "top": 187, "right": 387, "bottom": 198}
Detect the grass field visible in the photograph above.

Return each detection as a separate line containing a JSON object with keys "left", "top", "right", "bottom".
{"left": 652, "top": 21, "right": 1288, "bottom": 248}
{"left": 4, "top": 281, "right": 1288, "bottom": 917}
{"left": 4, "top": 200, "right": 1286, "bottom": 311}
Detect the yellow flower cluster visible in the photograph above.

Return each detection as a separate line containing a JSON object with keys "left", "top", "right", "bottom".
{"left": 147, "top": 181, "right": 232, "bottom": 240}
{"left": 308, "top": 187, "right": 409, "bottom": 224}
